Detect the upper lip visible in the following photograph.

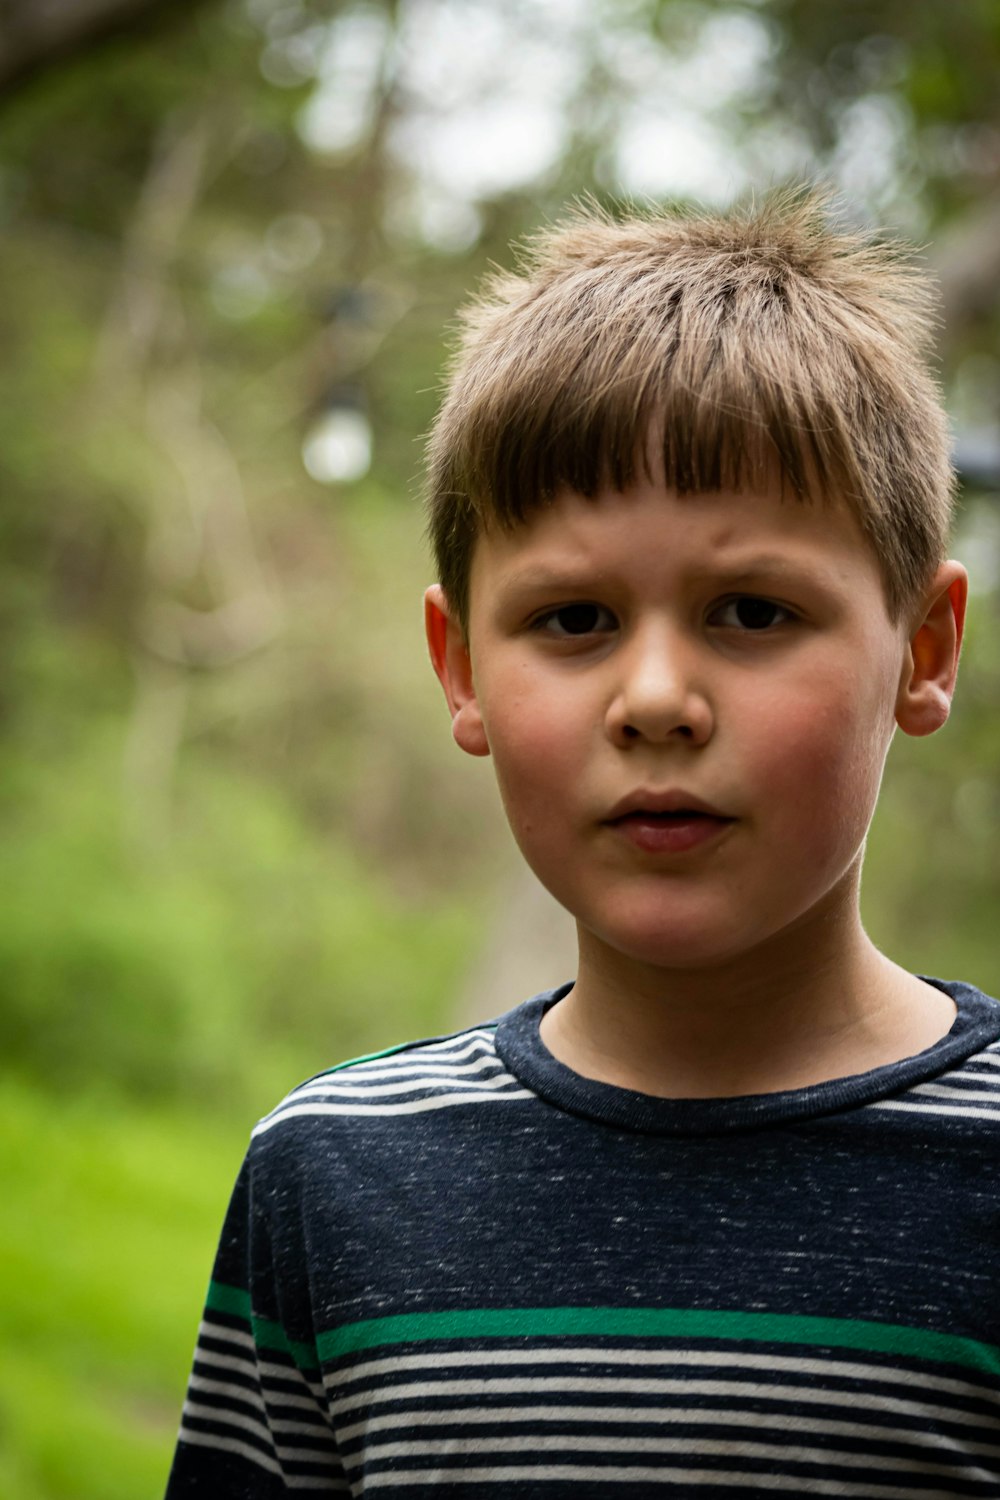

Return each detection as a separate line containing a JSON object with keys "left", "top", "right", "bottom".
{"left": 605, "top": 789, "right": 735, "bottom": 822}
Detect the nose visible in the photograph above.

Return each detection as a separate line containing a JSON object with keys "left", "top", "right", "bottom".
{"left": 605, "top": 620, "right": 714, "bottom": 748}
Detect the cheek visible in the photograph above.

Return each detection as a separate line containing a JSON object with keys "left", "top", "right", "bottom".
{"left": 758, "top": 682, "right": 895, "bottom": 850}
{"left": 490, "top": 730, "right": 576, "bottom": 830}
{"left": 480, "top": 685, "right": 579, "bottom": 832}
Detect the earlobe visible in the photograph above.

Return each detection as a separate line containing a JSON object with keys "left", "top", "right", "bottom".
{"left": 895, "top": 562, "right": 968, "bottom": 738}
{"left": 423, "top": 585, "right": 491, "bottom": 757}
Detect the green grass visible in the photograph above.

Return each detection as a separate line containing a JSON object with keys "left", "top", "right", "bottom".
{"left": 0, "top": 1078, "right": 248, "bottom": 1500}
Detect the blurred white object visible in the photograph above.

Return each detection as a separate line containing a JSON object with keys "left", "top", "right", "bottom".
{"left": 302, "top": 405, "right": 373, "bottom": 484}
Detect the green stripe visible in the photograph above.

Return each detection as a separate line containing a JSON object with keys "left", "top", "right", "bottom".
{"left": 315, "top": 1022, "right": 498, "bottom": 1079}
{"left": 322, "top": 1040, "right": 422, "bottom": 1075}
{"left": 315, "top": 1305, "right": 1000, "bottom": 1376}
{"left": 206, "top": 1282, "right": 1000, "bottom": 1379}
{"left": 251, "top": 1316, "right": 318, "bottom": 1371}
{"left": 204, "top": 1281, "right": 319, "bottom": 1372}
{"left": 205, "top": 1281, "right": 251, "bottom": 1321}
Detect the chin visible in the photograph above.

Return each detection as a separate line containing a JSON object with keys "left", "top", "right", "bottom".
{"left": 585, "top": 918, "right": 757, "bottom": 975}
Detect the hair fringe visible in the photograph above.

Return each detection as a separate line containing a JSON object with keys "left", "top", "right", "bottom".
{"left": 426, "top": 185, "right": 955, "bottom": 629}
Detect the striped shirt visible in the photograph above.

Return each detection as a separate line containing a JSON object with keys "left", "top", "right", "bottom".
{"left": 165, "top": 978, "right": 1000, "bottom": 1496}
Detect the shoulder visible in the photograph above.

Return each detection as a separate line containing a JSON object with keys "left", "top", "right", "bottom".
{"left": 870, "top": 984, "right": 1000, "bottom": 1130}
{"left": 248, "top": 1017, "right": 532, "bottom": 1153}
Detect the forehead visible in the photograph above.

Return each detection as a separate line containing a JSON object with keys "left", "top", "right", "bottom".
{"left": 468, "top": 476, "right": 885, "bottom": 602}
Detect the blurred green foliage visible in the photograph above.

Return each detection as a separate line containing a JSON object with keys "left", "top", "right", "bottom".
{"left": 1, "top": 0, "right": 999, "bottom": 1493}
{"left": 0, "top": 1078, "right": 247, "bottom": 1499}
{"left": 0, "top": 728, "right": 476, "bottom": 1102}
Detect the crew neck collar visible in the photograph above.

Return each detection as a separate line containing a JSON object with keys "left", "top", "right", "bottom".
{"left": 494, "top": 979, "right": 1000, "bottom": 1137}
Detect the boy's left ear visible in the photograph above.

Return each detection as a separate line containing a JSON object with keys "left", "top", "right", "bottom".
{"left": 424, "top": 585, "right": 491, "bottom": 757}
{"left": 895, "top": 561, "right": 968, "bottom": 738}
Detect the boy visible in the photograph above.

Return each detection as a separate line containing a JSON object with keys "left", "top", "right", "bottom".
{"left": 166, "top": 189, "right": 1000, "bottom": 1497}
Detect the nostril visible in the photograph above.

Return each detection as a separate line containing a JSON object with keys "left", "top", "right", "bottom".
{"left": 621, "top": 721, "right": 695, "bottom": 741}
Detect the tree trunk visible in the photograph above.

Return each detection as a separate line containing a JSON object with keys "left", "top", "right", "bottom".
{"left": 0, "top": 0, "right": 208, "bottom": 97}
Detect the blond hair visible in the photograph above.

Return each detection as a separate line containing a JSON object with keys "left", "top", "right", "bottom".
{"left": 425, "top": 187, "right": 955, "bottom": 629}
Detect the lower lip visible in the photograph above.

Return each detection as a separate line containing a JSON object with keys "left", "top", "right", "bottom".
{"left": 609, "top": 815, "right": 734, "bottom": 854}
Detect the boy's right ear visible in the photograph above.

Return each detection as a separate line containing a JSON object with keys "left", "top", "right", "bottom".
{"left": 424, "top": 586, "right": 491, "bottom": 758}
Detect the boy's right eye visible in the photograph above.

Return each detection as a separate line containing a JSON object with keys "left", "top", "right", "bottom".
{"left": 533, "top": 602, "right": 617, "bottom": 637}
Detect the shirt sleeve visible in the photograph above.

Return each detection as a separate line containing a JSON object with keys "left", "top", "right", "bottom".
{"left": 164, "top": 1146, "right": 349, "bottom": 1497}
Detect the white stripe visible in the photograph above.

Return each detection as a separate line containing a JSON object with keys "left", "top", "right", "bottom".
{"left": 294, "top": 1056, "right": 506, "bottom": 1092}
{"left": 328, "top": 1372, "right": 998, "bottom": 1427}
{"left": 327, "top": 1343, "right": 1000, "bottom": 1409}
{"left": 258, "top": 1356, "right": 328, "bottom": 1405}
{"left": 911, "top": 1081, "right": 1000, "bottom": 1102}
{"left": 193, "top": 1346, "right": 258, "bottom": 1379}
{"left": 183, "top": 1400, "right": 339, "bottom": 1467}
{"left": 198, "top": 1316, "right": 255, "bottom": 1353}
{"left": 189, "top": 1372, "right": 265, "bottom": 1415}
{"left": 927, "top": 1059, "right": 1000, "bottom": 1081}
{"left": 355, "top": 1430, "right": 998, "bottom": 1482}
{"left": 271, "top": 1416, "right": 340, "bottom": 1441}
{"left": 870, "top": 1099, "right": 1000, "bottom": 1120}
{"left": 177, "top": 1427, "right": 349, "bottom": 1490}
{"left": 333, "top": 1041, "right": 500, "bottom": 1075}
{"left": 183, "top": 1397, "right": 274, "bottom": 1448}
{"left": 407, "top": 1027, "right": 496, "bottom": 1049}
{"left": 258, "top": 1033, "right": 503, "bottom": 1122}
{"left": 339, "top": 1399, "right": 1000, "bottom": 1454}
{"left": 194, "top": 1320, "right": 324, "bottom": 1405}
{"left": 260, "top": 1362, "right": 329, "bottom": 1404}
{"left": 965, "top": 1053, "right": 1000, "bottom": 1069}
{"left": 290, "top": 1071, "right": 519, "bottom": 1102}
{"left": 178, "top": 1425, "right": 282, "bottom": 1476}
{"left": 253, "top": 1089, "right": 534, "bottom": 1135}
{"left": 287, "top": 1475, "right": 349, "bottom": 1492}
{"left": 360, "top": 1461, "right": 979, "bottom": 1496}
{"left": 188, "top": 1372, "right": 335, "bottom": 1433}
{"left": 194, "top": 1320, "right": 325, "bottom": 1398}
{"left": 194, "top": 1345, "right": 324, "bottom": 1406}
{"left": 343, "top": 1032, "right": 497, "bottom": 1071}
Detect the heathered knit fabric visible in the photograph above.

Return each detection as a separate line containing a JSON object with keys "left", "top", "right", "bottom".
{"left": 166, "top": 978, "right": 1000, "bottom": 1497}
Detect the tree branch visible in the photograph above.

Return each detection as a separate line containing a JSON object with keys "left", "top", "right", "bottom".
{"left": 0, "top": 0, "right": 211, "bottom": 99}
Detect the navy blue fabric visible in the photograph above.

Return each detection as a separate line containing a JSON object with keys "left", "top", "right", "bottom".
{"left": 166, "top": 978, "right": 1000, "bottom": 1497}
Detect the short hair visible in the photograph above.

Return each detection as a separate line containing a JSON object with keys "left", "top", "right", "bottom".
{"left": 425, "top": 186, "right": 955, "bottom": 631}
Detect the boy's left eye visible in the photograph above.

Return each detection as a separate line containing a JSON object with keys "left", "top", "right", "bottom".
{"left": 710, "top": 596, "right": 793, "bottom": 631}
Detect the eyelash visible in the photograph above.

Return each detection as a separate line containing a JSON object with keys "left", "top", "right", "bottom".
{"left": 709, "top": 596, "right": 795, "bottom": 631}
{"left": 531, "top": 596, "right": 795, "bottom": 638}
{"left": 531, "top": 602, "right": 617, "bottom": 637}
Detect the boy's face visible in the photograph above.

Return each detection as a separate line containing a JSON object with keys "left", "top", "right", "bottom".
{"left": 427, "top": 476, "right": 964, "bottom": 977}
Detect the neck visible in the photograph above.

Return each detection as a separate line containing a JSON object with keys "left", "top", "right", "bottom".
{"left": 542, "top": 886, "right": 955, "bottom": 1098}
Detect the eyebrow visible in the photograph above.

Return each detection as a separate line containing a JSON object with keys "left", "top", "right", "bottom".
{"left": 501, "top": 566, "right": 611, "bottom": 594}
{"left": 698, "top": 555, "right": 831, "bottom": 585}
{"left": 501, "top": 555, "right": 833, "bottom": 593}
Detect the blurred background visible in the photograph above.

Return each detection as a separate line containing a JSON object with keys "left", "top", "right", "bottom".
{"left": 1, "top": 0, "right": 999, "bottom": 1493}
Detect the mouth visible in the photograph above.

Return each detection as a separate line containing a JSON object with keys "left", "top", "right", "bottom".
{"left": 604, "top": 796, "right": 736, "bottom": 854}
{"left": 605, "top": 790, "right": 734, "bottom": 823}
{"left": 613, "top": 808, "right": 721, "bottom": 821}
